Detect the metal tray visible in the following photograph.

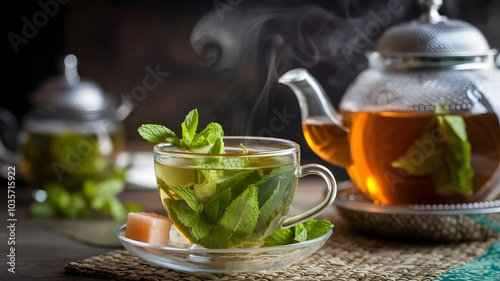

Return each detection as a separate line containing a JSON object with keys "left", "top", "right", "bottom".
{"left": 335, "top": 182, "right": 500, "bottom": 242}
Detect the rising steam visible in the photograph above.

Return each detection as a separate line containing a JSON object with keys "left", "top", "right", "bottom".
{"left": 189, "top": 3, "right": 409, "bottom": 135}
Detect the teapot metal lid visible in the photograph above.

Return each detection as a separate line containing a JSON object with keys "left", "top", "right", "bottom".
{"left": 31, "top": 54, "right": 109, "bottom": 112}
{"left": 375, "top": 0, "right": 491, "bottom": 58}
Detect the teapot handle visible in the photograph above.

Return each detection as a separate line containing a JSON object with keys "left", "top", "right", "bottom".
{"left": 0, "top": 108, "right": 20, "bottom": 173}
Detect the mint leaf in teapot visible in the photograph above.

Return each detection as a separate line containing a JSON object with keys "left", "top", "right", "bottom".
{"left": 391, "top": 105, "right": 474, "bottom": 197}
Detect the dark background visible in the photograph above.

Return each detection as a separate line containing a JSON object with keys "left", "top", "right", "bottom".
{"left": 4, "top": 0, "right": 500, "bottom": 181}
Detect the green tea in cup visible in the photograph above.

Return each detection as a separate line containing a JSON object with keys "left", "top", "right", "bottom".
{"left": 140, "top": 109, "right": 336, "bottom": 249}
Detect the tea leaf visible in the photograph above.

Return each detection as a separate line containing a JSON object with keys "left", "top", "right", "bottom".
{"left": 293, "top": 223, "right": 308, "bottom": 243}
{"left": 262, "top": 227, "right": 294, "bottom": 247}
{"left": 207, "top": 138, "right": 224, "bottom": 154}
{"left": 138, "top": 124, "right": 181, "bottom": 146}
{"left": 194, "top": 169, "right": 219, "bottom": 201}
{"left": 170, "top": 199, "right": 212, "bottom": 241}
{"left": 216, "top": 170, "right": 263, "bottom": 199}
{"left": 201, "top": 189, "right": 231, "bottom": 224}
{"left": 391, "top": 112, "right": 474, "bottom": 197}
{"left": 198, "top": 186, "right": 260, "bottom": 249}
{"left": 199, "top": 225, "right": 245, "bottom": 249}
{"left": 139, "top": 109, "right": 229, "bottom": 156}
{"left": 168, "top": 185, "right": 203, "bottom": 213}
{"left": 262, "top": 219, "right": 333, "bottom": 247}
{"left": 303, "top": 219, "right": 334, "bottom": 240}
{"left": 191, "top": 122, "right": 224, "bottom": 148}
{"left": 256, "top": 165, "right": 295, "bottom": 208}
{"left": 181, "top": 109, "right": 199, "bottom": 146}
{"left": 218, "top": 185, "right": 260, "bottom": 237}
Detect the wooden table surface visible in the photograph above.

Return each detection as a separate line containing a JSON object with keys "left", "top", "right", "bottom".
{"left": 3, "top": 176, "right": 338, "bottom": 280}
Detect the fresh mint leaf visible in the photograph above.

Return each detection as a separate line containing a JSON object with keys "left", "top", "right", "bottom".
{"left": 198, "top": 186, "right": 255, "bottom": 249}
{"left": 218, "top": 185, "right": 260, "bottom": 237}
{"left": 443, "top": 115, "right": 468, "bottom": 141}
{"left": 90, "top": 195, "right": 127, "bottom": 221}
{"left": 207, "top": 138, "right": 224, "bottom": 154}
{"left": 254, "top": 180, "right": 283, "bottom": 236}
{"left": 199, "top": 225, "right": 245, "bottom": 249}
{"left": 391, "top": 133, "right": 444, "bottom": 176}
{"left": 107, "top": 196, "right": 128, "bottom": 221}
{"left": 216, "top": 170, "right": 263, "bottom": 199}
{"left": 138, "top": 124, "right": 181, "bottom": 146}
{"left": 247, "top": 165, "right": 296, "bottom": 238}
{"left": 191, "top": 122, "right": 224, "bottom": 148}
{"left": 168, "top": 185, "right": 203, "bottom": 213}
{"left": 181, "top": 109, "right": 199, "bottom": 147}
{"left": 170, "top": 199, "right": 212, "bottom": 242}
{"left": 303, "top": 219, "right": 334, "bottom": 240}
{"left": 391, "top": 110, "right": 474, "bottom": 198}
{"left": 262, "top": 227, "right": 294, "bottom": 247}
{"left": 199, "top": 158, "right": 249, "bottom": 170}
{"left": 293, "top": 223, "right": 308, "bottom": 243}
{"left": 256, "top": 165, "right": 295, "bottom": 208}
{"left": 201, "top": 189, "right": 231, "bottom": 224}
{"left": 95, "top": 178, "right": 125, "bottom": 197}
{"left": 262, "top": 219, "right": 333, "bottom": 247}
{"left": 194, "top": 169, "right": 219, "bottom": 201}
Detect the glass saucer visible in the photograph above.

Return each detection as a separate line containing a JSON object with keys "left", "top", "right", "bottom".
{"left": 116, "top": 224, "right": 332, "bottom": 273}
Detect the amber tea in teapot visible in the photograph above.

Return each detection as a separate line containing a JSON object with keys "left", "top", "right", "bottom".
{"left": 303, "top": 110, "right": 500, "bottom": 205}
{"left": 280, "top": 0, "right": 500, "bottom": 205}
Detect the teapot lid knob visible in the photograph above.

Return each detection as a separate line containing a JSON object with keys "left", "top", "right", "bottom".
{"left": 64, "top": 54, "right": 80, "bottom": 86}
{"left": 418, "top": 0, "right": 445, "bottom": 24}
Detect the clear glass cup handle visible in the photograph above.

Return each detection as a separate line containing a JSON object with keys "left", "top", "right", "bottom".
{"left": 281, "top": 164, "right": 337, "bottom": 228}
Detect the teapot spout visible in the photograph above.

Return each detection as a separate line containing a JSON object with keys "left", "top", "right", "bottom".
{"left": 278, "top": 68, "right": 345, "bottom": 129}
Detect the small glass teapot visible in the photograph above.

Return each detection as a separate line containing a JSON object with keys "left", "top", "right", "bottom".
{"left": 279, "top": 0, "right": 500, "bottom": 205}
{"left": 0, "top": 54, "right": 132, "bottom": 190}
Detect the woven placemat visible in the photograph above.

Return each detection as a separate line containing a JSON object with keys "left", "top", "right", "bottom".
{"left": 64, "top": 226, "right": 498, "bottom": 281}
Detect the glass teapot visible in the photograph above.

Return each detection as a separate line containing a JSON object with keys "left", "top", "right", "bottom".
{"left": 0, "top": 54, "right": 132, "bottom": 190}
{"left": 279, "top": 0, "right": 500, "bottom": 205}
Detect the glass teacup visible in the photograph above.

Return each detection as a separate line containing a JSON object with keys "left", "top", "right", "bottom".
{"left": 153, "top": 136, "right": 336, "bottom": 249}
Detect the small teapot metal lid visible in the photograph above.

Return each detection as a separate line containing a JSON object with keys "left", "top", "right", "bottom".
{"left": 31, "top": 54, "right": 109, "bottom": 112}
{"left": 376, "top": 0, "right": 491, "bottom": 58}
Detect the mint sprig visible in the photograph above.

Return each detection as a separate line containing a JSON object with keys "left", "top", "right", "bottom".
{"left": 262, "top": 219, "right": 334, "bottom": 247}
{"left": 391, "top": 104, "right": 474, "bottom": 197}
{"left": 138, "top": 109, "right": 224, "bottom": 152}
{"left": 142, "top": 108, "right": 332, "bottom": 249}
